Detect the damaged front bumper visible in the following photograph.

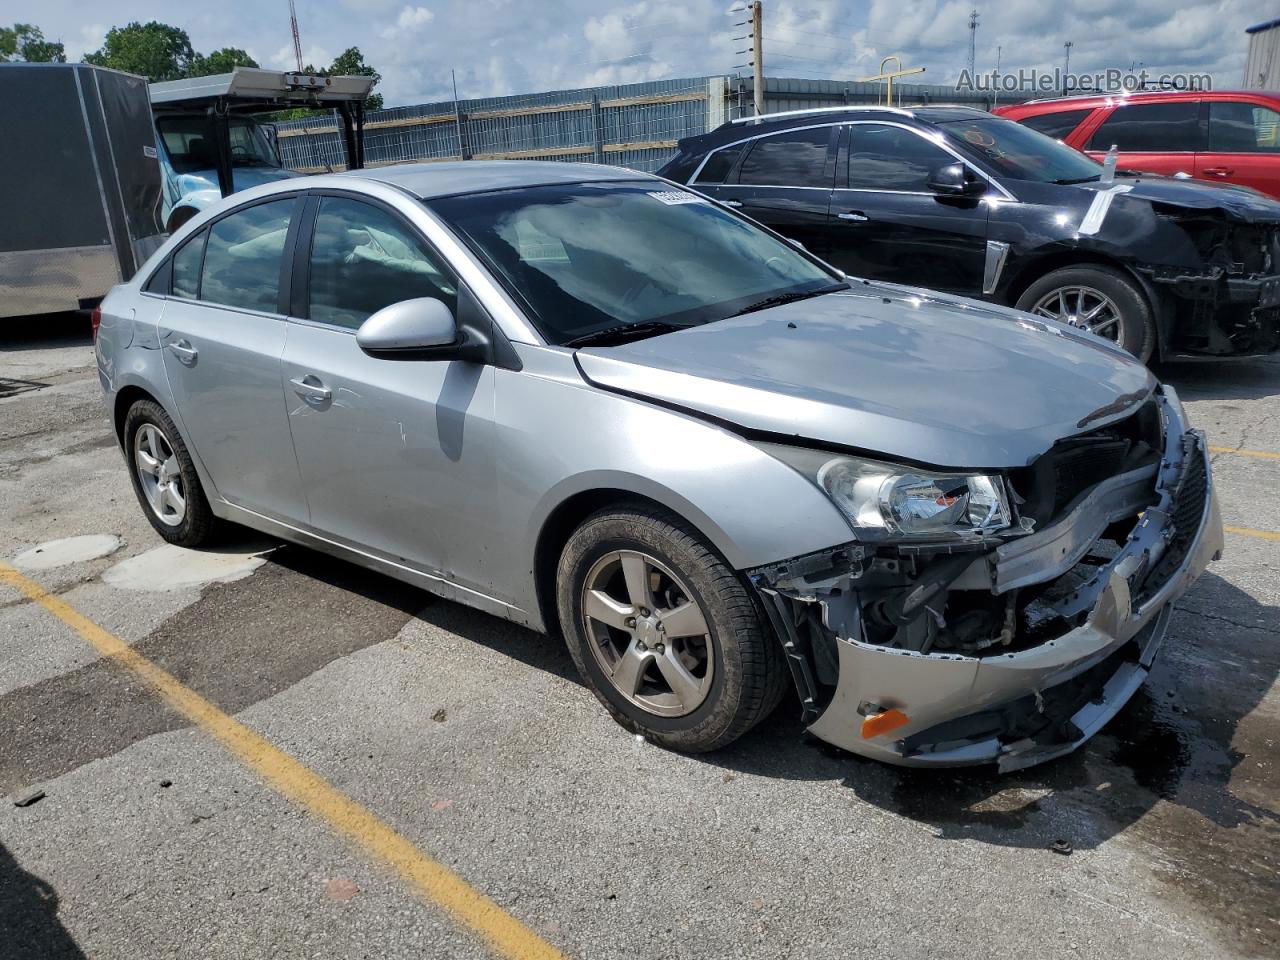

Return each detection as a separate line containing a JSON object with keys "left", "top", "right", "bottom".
{"left": 750, "top": 389, "right": 1223, "bottom": 771}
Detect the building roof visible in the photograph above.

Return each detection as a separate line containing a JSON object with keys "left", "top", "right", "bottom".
{"left": 339, "top": 161, "right": 653, "bottom": 199}
{"left": 1246, "top": 17, "right": 1280, "bottom": 34}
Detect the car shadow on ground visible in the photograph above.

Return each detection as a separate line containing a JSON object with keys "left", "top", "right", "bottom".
{"left": 1156, "top": 356, "right": 1280, "bottom": 403}
{"left": 415, "top": 570, "right": 1278, "bottom": 857}
{"left": 0, "top": 313, "right": 91, "bottom": 353}
{"left": 0, "top": 841, "right": 86, "bottom": 960}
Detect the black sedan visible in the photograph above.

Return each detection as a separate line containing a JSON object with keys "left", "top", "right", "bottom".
{"left": 659, "top": 106, "right": 1280, "bottom": 361}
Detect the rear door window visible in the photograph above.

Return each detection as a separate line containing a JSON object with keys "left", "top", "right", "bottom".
{"left": 845, "top": 123, "right": 955, "bottom": 192}
{"left": 1207, "top": 102, "right": 1280, "bottom": 153}
{"left": 200, "top": 198, "right": 295, "bottom": 313}
{"left": 1018, "top": 109, "right": 1092, "bottom": 141}
{"left": 1086, "top": 102, "right": 1203, "bottom": 152}
{"left": 171, "top": 231, "right": 205, "bottom": 300}
{"left": 307, "top": 197, "right": 458, "bottom": 330}
{"left": 736, "top": 127, "right": 833, "bottom": 187}
{"left": 693, "top": 143, "right": 745, "bottom": 184}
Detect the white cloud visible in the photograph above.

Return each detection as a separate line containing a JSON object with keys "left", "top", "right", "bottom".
{"left": 65, "top": 23, "right": 107, "bottom": 62}
{"left": 380, "top": 5, "right": 435, "bottom": 39}
{"left": 25, "top": 0, "right": 1264, "bottom": 107}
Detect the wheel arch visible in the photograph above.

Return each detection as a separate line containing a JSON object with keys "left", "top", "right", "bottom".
{"left": 1002, "top": 251, "right": 1170, "bottom": 357}
{"left": 113, "top": 384, "right": 162, "bottom": 443}
{"left": 165, "top": 205, "right": 200, "bottom": 233}
{"left": 532, "top": 486, "right": 739, "bottom": 641}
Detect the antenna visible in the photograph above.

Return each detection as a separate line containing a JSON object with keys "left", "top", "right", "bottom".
{"left": 967, "top": 9, "right": 979, "bottom": 78}
{"left": 288, "top": 0, "right": 304, "bottom": 73}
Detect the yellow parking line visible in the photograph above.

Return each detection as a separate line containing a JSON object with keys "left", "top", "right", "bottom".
{"left": 1224, "top": 525, "right": 1280, "bottom": 543}
{"left": 0, "top": 563, "right": 565, "bottom": 960}
{"left": 1209, "top": 445, "right": 1280, "bottom": 461}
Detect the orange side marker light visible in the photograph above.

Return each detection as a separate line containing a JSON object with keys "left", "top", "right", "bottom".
{"left": 861, "top": 708, "right": 910, "bottom": 739}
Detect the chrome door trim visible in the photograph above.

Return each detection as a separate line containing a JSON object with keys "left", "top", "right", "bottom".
{"left": 688, "top": 119, "right": 1019, "bottom": 203}
{"left": 687, "top": 121, "right": 843, "bottom": 185}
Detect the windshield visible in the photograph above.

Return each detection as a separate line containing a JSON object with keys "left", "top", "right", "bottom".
{"left": 429, "top": 181, "right": 840, "bottom": 345}
{"left": 938, "top": 117, "right": 1103, "bottom": 184}
{"left": 157, "top": 115, "right": 280, "bottom": 173}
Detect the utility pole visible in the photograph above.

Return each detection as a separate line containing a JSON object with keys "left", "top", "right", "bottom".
{"left": 730, "top": 3, "right": 765, "bottom": 117}
{"left": 750, "top": 1, "right": 765, "bottom": 116}
{"left": 967, "top": 9, "right": 979, "bottom": 80}
{"left": 1062, "top": 40, "right": 1073, "bottom": 95}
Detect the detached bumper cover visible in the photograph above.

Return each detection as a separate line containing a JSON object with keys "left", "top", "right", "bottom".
{"left": 763, "top": 392, "right": 1223, "bottom": 770}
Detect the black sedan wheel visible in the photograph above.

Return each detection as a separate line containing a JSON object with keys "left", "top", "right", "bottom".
{"left": 1016, "top": 265, "right": 1155, "bottom": 362}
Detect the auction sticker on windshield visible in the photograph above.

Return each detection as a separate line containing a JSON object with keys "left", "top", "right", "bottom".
{"left": 647, "top": 190, "right": 708, "bottom": 205}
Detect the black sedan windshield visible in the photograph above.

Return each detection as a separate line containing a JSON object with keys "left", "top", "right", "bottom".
{"left": 939, "top": 117, "right": 1103, "bottom": 184}
{"left": 429, "top": 181, "right": 840, "bottom": 345}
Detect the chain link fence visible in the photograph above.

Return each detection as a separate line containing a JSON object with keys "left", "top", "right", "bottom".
{"left": 276, "top": 75, "right": 1029, "bottom": 174}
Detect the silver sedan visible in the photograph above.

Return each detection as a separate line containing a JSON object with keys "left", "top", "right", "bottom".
{"left": 94, "top": 162, "right": 1222, "bottom": 769}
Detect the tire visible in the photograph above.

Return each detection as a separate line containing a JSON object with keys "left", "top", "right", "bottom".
{"left": 122, "top": 399, "right": 219, "bottom": 547}
{"left": 1015, "top": 264, "right": 1155, "bottom": 362}
{"left": 556, "top": 504, "right": 787, "bottom": 752}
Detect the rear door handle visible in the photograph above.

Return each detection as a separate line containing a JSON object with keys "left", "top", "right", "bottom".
{"left": 837, "top": 211, "right": 870, "bottom": 222}
{"left": 290, "top": 375, "right": 332, "bottom": 402}
{"left": 1201, "top": 167, "right": 1234, "bottom": 176}
{"left": 722, "top": 199, "right": 744, "bottom": 207}
{"left": 166, "top": 339, "right": 198, "bottom": 363}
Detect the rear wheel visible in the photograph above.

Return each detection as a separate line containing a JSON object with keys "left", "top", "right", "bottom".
{"left": 557, "top": 505, "right": 786, "bottom": 752}
{"left": 1016, "top": 264, "right": 1154, "bottom": 361}
{"left": 123, "top": 399, "right": 219, "bottom": 547}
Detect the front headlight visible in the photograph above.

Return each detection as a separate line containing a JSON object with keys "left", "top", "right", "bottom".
{"left": 761, "top": 443, "right": 1012, "bottom": 541}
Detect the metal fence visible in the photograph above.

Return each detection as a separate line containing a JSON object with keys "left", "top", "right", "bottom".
{"left": 276, "top": 74, "right": 1031, "bottom": 174}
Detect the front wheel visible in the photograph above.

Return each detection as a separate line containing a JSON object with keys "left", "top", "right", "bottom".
{"left": 1015, "top": 264, "right": 1155, "bottom": 362}
{"left": 556, "top": 506, "right": 786, "bottom": 752}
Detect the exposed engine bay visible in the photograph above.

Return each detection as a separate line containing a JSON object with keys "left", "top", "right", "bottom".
{"left": 748, "top": 387, "right": 1221, "bottom": 769}
{"left": 1140, "top": 214, "right": 1280, "bottom": 356}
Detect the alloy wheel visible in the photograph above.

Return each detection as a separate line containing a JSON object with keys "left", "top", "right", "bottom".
{"left": 581, "top": 550, "right": 714, "bottom": 718}
{"left": 133, "top": 423, "right": 186, "bottom": 527}
{"left": 1029, "top": 284, "right": 1123, "bottom": 341}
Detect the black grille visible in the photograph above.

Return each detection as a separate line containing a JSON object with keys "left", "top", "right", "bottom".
{"left": 1133, "top": 442, "right": 1208, "bottom": 605}
{"left": 1049, "top": 439, "right": 1131, "bottom": 514}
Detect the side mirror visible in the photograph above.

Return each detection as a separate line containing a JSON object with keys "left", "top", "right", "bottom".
{"left": 927, "top": 163, "right": 987, "bottom": 197}
{"left": 356, "top": 298, "right": 458, "bottom": 355}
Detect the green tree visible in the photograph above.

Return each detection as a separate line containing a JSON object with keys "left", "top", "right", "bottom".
{"left": 189, "top": 47, "right": 258, "bottom": 77}
{"left": 0, "top": 23, "right": 66, "bottom": 62}
{"left": 83, "top": 21, "right": 195, "bottom": 81}
{"left": 304, "top": 46, "right": 384, "bottom": 111}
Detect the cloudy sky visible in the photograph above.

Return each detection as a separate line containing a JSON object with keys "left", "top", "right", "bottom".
{"left": 22, "top": 0, "right": 1265, "bottom": 107}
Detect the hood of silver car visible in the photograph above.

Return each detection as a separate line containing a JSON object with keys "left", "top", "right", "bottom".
{"left": 574, "top": 284, "right": 1157, "bottom": 469}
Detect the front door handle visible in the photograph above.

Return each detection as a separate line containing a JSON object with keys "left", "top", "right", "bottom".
{"left": 166, "top": 339, "right": 198, "bottom": 363}
{"left": 837, "top": 211, "right": 870, "bottom": 222}
{"left": 1201, "top": 166, "right": 1234, "bottom": 177}
{"left": 290, "top": 375, "right": 332, "bottom": 402}
{"left": 722, "top": 199, "right": 744, "bottom": 207}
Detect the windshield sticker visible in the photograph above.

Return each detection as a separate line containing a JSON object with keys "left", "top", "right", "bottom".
{"left": 961, "top": 128, "right": 996, "bottom": 147}
{"left": 647, "top": 190, "right": 708, "bottom": 205}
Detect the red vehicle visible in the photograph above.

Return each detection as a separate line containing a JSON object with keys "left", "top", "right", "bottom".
{"left": 995, "top": 90, "right": 1280, "bottom": 199}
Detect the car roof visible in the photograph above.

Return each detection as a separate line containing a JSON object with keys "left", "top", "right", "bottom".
{"left": 337, "top": 160, "right": 655, "bottom": 199}
{"left": 1006, "top": 89, "right": 1279, "bottom": 112}
{"left": 682, "top": 105, "right": 991, "bottom": 151}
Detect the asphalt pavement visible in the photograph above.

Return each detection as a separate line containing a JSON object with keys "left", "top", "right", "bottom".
{"left": 1, "top": 313, "right": 1277, "bottom": 959}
